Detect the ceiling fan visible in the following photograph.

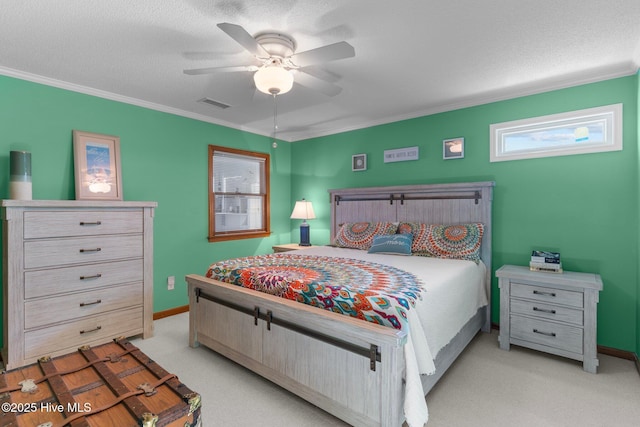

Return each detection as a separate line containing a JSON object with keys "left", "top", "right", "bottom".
{"left": 184, "top": 23, "right": 356, "bottom": 97}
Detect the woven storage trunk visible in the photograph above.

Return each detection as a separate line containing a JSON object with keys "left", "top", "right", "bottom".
{"left": 0, "top": 338, "right": 201, "bottom": 427}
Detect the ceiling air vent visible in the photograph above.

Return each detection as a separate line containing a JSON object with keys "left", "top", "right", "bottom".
{"left": 198, "top": 97, "right": 231, "bottom": 109}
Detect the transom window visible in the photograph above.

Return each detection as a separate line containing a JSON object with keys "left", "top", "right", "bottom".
{"left": 490, "top": 104, "right": 622, "bottom": 162}
{"left": 208, "top": 145, "right": 270, "bottom": 242}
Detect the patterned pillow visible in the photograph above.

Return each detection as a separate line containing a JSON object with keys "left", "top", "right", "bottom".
{"left": 397, "top": 222, "right": 426, "bottom": 253}
{"left": 334, "top": 222, "right": 398, "bottom": 250}
{"left": 399, "top": 222, "right": 484, "bottom": 262}
{"left": 367, "top": 234, "right": 413, "bottom": 256}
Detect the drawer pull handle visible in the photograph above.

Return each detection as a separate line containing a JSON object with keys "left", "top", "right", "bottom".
{"left": 80, "top": 299, "right": 102, "bottom": 307}
{"left": 533, "top": 328, "right": 556, "bottom": 337}
{"left": 79, "top": 326, "right": 102, "bottom": 334}
{"left": 79, "top": 221, "right": 102, "bottom": 226}
{"left": 79, "top": 248, "right": 102, "bottom": 253}
{"left": 533, "top": 290, "right": 556, "bottom": 297}
{"left": 80, "top": 273, "right": 102, "bottom": 280}
{"left": 533, "top": 307, "right": 556, "bottom": 314}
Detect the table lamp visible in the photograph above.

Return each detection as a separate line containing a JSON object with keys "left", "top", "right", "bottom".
{"left": 290, "top": 199, "right": 316, "bottom": 246}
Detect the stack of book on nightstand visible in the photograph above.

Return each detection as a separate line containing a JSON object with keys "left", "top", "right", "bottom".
{"left": 529, "top": 250, "right": 563, "bottom": 273}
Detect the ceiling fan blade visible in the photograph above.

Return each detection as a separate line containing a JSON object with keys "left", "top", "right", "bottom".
{"left": 290, "top": 41, "right": 355, "bottom": 68}
{"left": 217, "top": 23, "right": 270, "bottom": 58}
{"left": 294, "top": 71, "right": 343, "bottom": 97}
{"left": 184, "top": 65, "right": 258, "bottom": 75}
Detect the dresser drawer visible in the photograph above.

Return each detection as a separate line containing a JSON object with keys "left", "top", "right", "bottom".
{"left": 25, "top": 283, "right": 142, "bottom": 329}
{"left": 511, "top": 315, "right": 583, "bottom": 354}
{"left": 24, "top": 235, "right": 142, "bottom": 269}
{"left": 25, "top": 259, "right": 143, "bottom": 299}
{"left": 511, "top": 282, "right": 583, "bottom": 308}
{"left": 24, "top": 307, "right": 143, "bottom": 360}
{"left": 510, "top": 299, "right": 583, "bottom": 326}
{"left": 24, "top": 210, "right": 142, "bottom": 239}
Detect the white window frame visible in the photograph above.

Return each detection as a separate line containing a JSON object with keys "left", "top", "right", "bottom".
{"left": 490, "top": 103, "right": 623, "bottom": 162}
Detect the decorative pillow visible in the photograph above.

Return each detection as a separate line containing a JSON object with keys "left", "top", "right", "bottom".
{"left": 367, "top": 234, "right": 413, "bottom": 256}
{"left": 400, "top": 222, "right": 484, "bottom": 262}
{"left": 334, "top": 222, "right": 398, "bottom": 250}
{"left": 397, "top": 222, "right": 428, "bottom": 253}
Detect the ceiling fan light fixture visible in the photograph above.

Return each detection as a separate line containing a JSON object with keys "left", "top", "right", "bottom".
{"left": 254, "top": 65, "right": 294, "bottom": 95}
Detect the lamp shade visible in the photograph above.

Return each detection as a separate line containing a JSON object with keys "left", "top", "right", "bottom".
{"left": 290, "top": 199, "right": 316, "bottom": 220}
{"left": 254, "top": 65, "right": 294, "bottom": 95}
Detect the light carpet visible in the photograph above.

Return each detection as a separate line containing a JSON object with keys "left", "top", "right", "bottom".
{"left": 132, "top": 313, "right": 640, "bottom": 426}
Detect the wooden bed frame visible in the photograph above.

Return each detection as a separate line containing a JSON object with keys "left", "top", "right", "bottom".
{"left": 186, "top": 181, "right": 494, "bottom": 426}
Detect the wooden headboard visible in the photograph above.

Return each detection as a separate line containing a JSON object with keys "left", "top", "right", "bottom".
{"left": 328, "top": 181, "right": 495, "bottom": 327}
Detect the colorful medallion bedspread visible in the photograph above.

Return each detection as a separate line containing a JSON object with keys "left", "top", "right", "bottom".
{"left": 206, "top": 254, "right": 423, "bottom": 330}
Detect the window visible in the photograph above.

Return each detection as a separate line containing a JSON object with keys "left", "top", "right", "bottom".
{"left": 490, "top": 104, "right": 622, "bottom": 162}
{"left": 209, "top": 145, "right": 270, "bottom": 242}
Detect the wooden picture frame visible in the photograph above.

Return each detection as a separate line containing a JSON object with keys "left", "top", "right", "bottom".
{"left": 443, "top": 137, "right": 464, "bottom": 159}
{"left": 352, "top": 153, "right": 367, "bottom": 171}
{"left": 73, "top": 130, "right": 123, "bottom": 200}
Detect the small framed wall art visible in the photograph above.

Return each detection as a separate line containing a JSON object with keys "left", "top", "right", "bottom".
{"left": 443, "top": 137, "right": 464, "bottom": 159}
{"left": 73, "top": 130, "right": 123, "bottom": 200}
{"left": 352, "top": 153, "right": 367, "bottom": 171}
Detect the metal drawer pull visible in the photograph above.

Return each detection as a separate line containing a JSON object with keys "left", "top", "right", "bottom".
{"left": 79, "top": 221, "right": 102, "bottom": 226}
{"left": 80, "top": 273, "right": 102, "bottom": 280}
{"left": 533, "top": 307, "right": 556, "bottom": 314}
{"left": 79, "top": 248, "right": 102, "bottom": 253}
{"left": 79, "top": 299, "right": 102, "bottom": 307}
{"left": 79, "top": 326, "right": 102, "bottom": 334}
{"left": 533, "top": 328, "right": 556, "bottom": 337}
{"left": 533, "top": 290, "right": 556, "bottom": 297}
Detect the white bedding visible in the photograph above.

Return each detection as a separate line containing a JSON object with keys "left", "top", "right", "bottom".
{"left": 283, "top": 245, "right": 488, "bottom": 426}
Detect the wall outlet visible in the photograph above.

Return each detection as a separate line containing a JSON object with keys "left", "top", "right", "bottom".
{"left": 167, "top": 276, "right": 175, "bottom": 290}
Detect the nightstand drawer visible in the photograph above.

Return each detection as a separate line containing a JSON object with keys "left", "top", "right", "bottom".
{"left": 511, "top": 315, "right": 583, "bottom": 354}
{"left": 510, "top": 299, "right": 583, "bottom": 326}
{"left": 511, "top": 282, "right": 583, "bottom": 308}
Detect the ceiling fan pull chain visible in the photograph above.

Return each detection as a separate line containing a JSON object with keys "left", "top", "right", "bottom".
{"left": 272, "top": 93, "right": 278, "bottom": 149}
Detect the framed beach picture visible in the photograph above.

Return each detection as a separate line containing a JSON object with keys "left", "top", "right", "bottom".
{"left": 73, "top": 130, "right": 123, "bottom": 200}
{"left": 443, "top": 137, "right": 464, "bottom": 159}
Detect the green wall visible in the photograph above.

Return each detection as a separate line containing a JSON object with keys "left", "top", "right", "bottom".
{"left": 291, "top": 76, "right": 639, "bottom": 353}
{"left": 637, "top": 70, "right": 640, "bottom": 357}
{"left": 0, "top": 75, "right": 294, "bottom": 347}
{"left": 1, "top": 73, "right": 638, "bottom": 356}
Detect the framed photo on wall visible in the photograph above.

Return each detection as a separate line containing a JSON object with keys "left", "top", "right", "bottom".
{"left": 73, "top": 130, "right": 123, "bottom": 200}
{"left": 352, "top": 153, "right": 367, "bottom": 171}
{"left": 443, "top": 137, "right": 464, "bottom": 159}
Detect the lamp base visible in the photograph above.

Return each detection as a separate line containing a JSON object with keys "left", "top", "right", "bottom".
{"left": 9, "top": 181, "right": 32, "bottom": 200}
{"left": 299, "top": 222, "right": 311, "bottom": 246}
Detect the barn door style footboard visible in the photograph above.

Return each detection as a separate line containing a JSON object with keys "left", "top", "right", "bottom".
{"left": 186, "top": 275, "right": 407, "bottom": 427}
{"left": 194, "top": 287, "right": 382, "bottom": 371}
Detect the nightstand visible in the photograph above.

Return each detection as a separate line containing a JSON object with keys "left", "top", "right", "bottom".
{"left": 496, "top": 264, "right": 603, "bottom": 373}
{"left": 272, "top": 243, "right": 315, "bottom": 253}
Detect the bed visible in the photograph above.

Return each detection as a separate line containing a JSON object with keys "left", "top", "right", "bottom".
{"left": 186, "top": 181, "right": 494, "bottom": 426}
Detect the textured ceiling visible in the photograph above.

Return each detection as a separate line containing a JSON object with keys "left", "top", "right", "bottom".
{"left": 1, "top": 0, "right": 639, "bottom": 142}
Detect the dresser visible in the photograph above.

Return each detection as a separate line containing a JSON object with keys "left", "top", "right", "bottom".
{"left": 1, "top": 200, "right": 156, "bottom": 369}
{"left": 497, "top": 265, "right": 602, "bottom": 373}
